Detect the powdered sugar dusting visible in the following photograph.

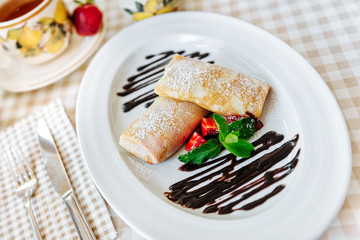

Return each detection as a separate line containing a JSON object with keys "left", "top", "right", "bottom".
{"left": 131, "top": 98, "right": 181, "bottom": 140}
{"left": 164, "top": 57, "right": 205, "bottom": 95}
{"left": 129, "top": 156, "right": 153, "bottom": 182}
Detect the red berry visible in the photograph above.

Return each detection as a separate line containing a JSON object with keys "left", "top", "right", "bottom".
{"left": 201, "top": 118, "right": 219, "bottom": 137}
{"left": 185, "top": 132, "right": 207, "bottom": 151}
{"left": 73, "top": 4, "right": 102, "bottom": 36}
{"left": 225, "top": 115, "right": 244, "bottom": 124}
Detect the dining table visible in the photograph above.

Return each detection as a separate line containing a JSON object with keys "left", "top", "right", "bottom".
{"left": 0, "top": 0, "right": 359, "bottom": 239}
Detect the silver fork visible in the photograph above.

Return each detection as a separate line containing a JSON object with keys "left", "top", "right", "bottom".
{"left": 3, "top": 146, "right": 43, "bottom": 240}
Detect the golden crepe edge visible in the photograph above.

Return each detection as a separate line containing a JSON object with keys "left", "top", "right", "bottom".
{"left": 154, "top": 54, "right": 271, "bottom": 118}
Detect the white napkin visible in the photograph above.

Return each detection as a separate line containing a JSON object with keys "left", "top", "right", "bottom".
{"left": 0, "top": 99, "right": 116, "bottom": 239}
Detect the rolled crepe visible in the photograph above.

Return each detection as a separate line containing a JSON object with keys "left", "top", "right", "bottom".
{"left": 155, "top": 54, "right": 270, "bottom": 118}
{"left": 119, "top": 97, "right": 208, "bottom": 164}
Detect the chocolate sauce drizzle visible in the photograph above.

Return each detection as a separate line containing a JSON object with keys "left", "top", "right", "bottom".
{"left": 116, "top": 50, "right": 214, "bottom": 112}
{"left": 164, "top": 131, "right": 300, "bottom": 214}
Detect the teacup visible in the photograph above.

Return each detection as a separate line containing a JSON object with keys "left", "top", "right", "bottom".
{"left": 0, "top": 0, "right": 72, "bottom": 65}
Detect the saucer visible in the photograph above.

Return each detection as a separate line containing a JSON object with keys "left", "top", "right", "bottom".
{"left": 0, "top": 23, "right": 105, "bottom": 92}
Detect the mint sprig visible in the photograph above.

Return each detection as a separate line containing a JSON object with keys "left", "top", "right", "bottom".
{"left": 214, "top": 113, "right": 255, "bottom": 158}
{"left": 223, "top": 132, "right": 254, "bottom": 158}
{"left": 178, "top": 138, "right": 223, "bottom": 165}
{"left": 178, "top": 114, "right": 257, "bottom": 165}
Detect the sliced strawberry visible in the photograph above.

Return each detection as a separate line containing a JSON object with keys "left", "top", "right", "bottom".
{"left": 225, "top": 115, "right": 244, "bottom": 124}
{"left": 201, "top": 118, "right": 219, "bottom": 137}
{"left": 185, "top": 132, "right": 207, "bottom": 151}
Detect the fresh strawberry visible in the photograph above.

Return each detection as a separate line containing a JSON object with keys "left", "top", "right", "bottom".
{"left": 73, "top": 0, "right": 102, "bottom": 36}
{"left": 225, "top": 115, "right": 244, "bottom": 124}
{"left": 201, "top": 118, "right": 219, "bottom": 137}
{"left": 185, "top": 132, "right": 207, "bottom": 151}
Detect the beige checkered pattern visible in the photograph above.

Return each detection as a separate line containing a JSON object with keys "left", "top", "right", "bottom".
{"left": 0, "top": 100, "right": 116, "bottom": 239}
{"left": 0, "top": 0, "right": 359, "bottom": 239}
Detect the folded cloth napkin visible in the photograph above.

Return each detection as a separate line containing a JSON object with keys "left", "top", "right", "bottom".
{"left": 0, "top": 99, "right": 116, "bottom": 240}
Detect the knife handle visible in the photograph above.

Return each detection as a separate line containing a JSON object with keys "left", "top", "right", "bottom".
{"left": 63, "top": 190, "right": 96, "bottom": 240}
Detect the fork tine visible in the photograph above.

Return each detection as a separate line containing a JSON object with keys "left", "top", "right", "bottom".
{"left": 11, "top": 146, "right": 31, "bottom": 182}
{"left": 10, "top": 147, "right": 28, "bottom": 183}
{"left": 3, "top": 149, "right": 21, "bottom": 186}
{"left": 20, "top": 148, "right": 35, "bottom": 178}
{"left": 14, "top": 146, "right": 34, "bottom": 179}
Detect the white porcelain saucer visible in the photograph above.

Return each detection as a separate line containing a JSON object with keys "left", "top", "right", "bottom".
{"left": 0, "top": 23, "right": 105, "bottom": 92}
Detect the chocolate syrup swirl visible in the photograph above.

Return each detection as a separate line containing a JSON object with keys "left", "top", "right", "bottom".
{"left": 164, "top": 131, "right": 300, "bottom": 214}
{"left": 116, "top": 50, "right": 214, "bottom": 112}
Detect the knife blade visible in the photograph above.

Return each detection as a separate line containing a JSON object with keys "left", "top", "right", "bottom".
{"left": 37, "top": 119, "right": 73, "bottom": 196}
{"left": 37, "top": 118, "right": 96, "bottom": 240}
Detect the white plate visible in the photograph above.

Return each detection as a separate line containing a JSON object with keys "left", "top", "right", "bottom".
{"left": 76, "top": 12, "right": 351, "bottom": 240}
{"left": 0, "top": 23, "right": 105, "bottom": 92}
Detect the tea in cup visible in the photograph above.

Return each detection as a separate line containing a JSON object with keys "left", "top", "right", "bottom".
{"left": 0, "top": 0, "right": 72, "bottom": 65}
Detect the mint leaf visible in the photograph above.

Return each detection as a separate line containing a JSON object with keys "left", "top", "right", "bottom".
{"left": 223, "top": 139, "right": 254, "bottom": 158}
{"left": 228, "top": 117, "right": 256, "bottom": 140}
{"left": 224, "top": 131, "right": 239, "bottom": 143}
{"left": 213, "top": 114, "right": 228, "bottom": 142}
{"left": 179, "top": 138, "right": 223, "bottom": 165}
{"left": 223, "top": 131, "right": 254, "bottom": 157}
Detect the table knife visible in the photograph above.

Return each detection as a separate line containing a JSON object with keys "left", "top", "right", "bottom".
{"left": 36, "top": 118, "right": 96, "bottom": 240}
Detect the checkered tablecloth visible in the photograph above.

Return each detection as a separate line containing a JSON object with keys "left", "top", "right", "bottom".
{"left": 1, "top": 0, "right": 359, "bottom": 239}
{"left": 0, "top": 100, "right": 116, "bottom": 240}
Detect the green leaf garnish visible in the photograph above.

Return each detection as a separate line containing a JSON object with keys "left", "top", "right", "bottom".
{"left": 223, "top": 139, "right": 254, "bottom": 158}
{"left": 228, "top": 117, "right": 256, "bottom": 140}
{"left": 224, "top": 131, "right": 239, "bottom": 143}
{"left": 179, "top": 138, "right": 223, "bottom": 165}
{"left": 213, "top": 113, "right": 256, "bottom": 158}
{"left": 213, "top": 113, "right": 228, "bottom": 142}
{"left": 180, "top": 114, "right": 258, "bottom": 165}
